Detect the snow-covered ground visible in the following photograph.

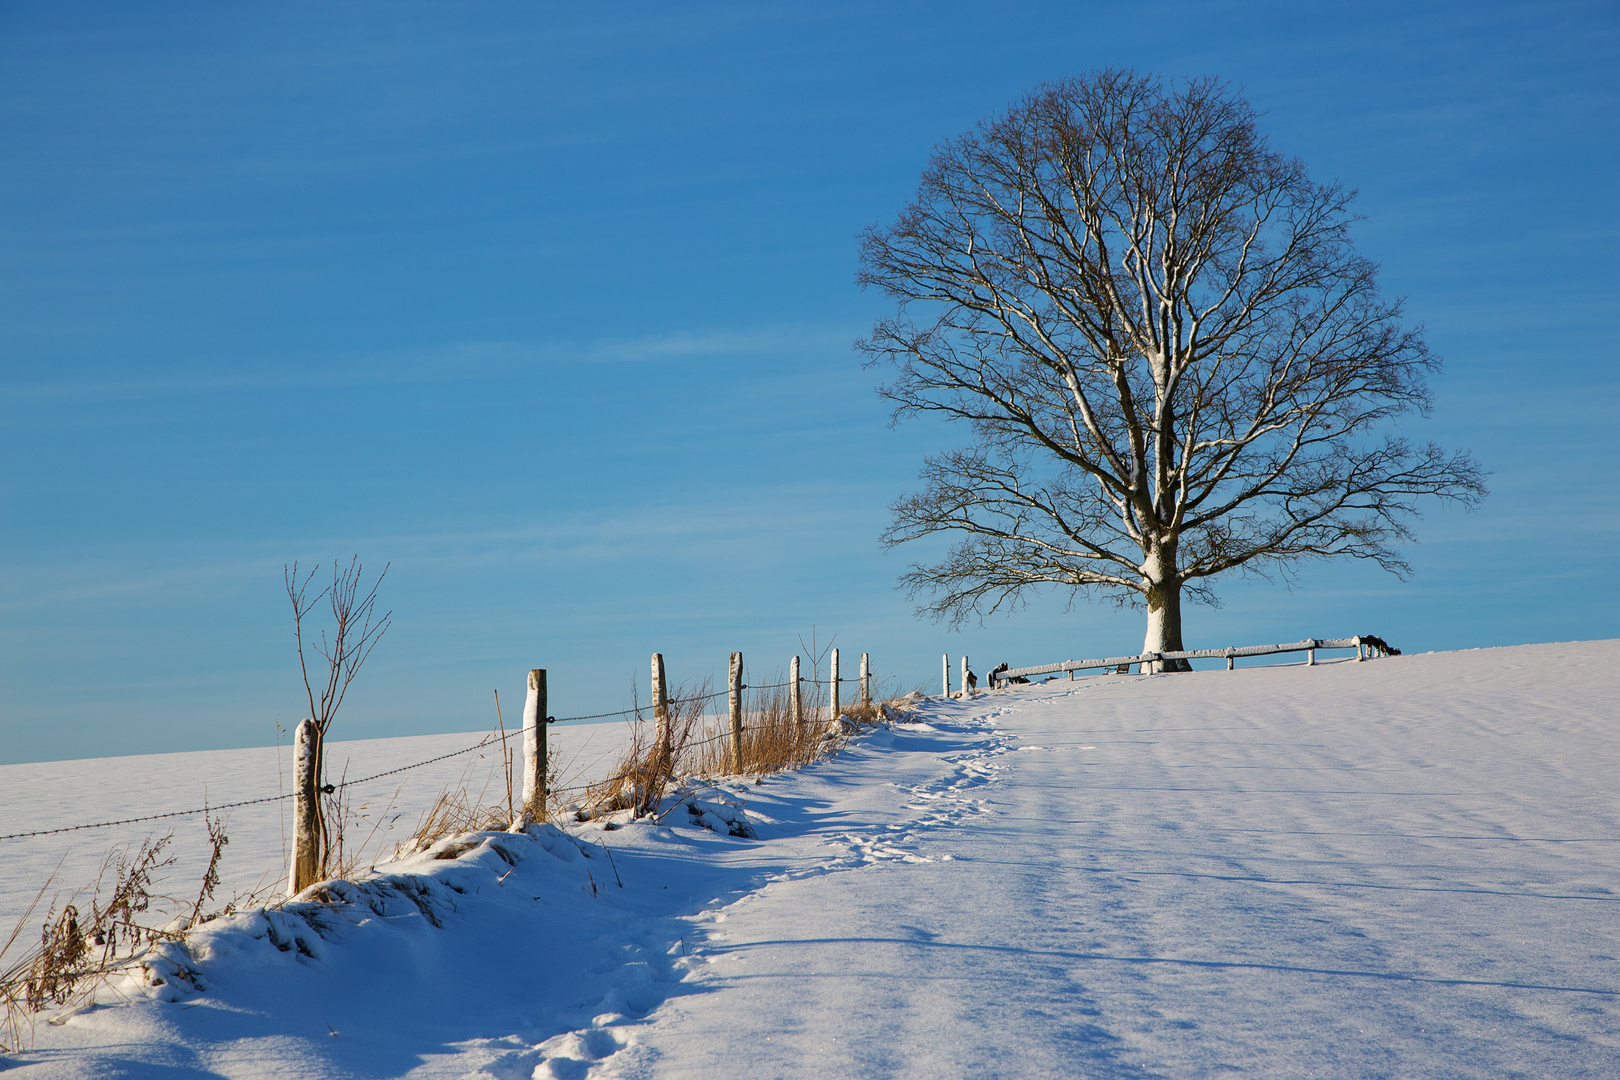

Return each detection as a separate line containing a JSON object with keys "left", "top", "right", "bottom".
{"left": 3, "top": 640, "right": 1617, "bottom": 1077}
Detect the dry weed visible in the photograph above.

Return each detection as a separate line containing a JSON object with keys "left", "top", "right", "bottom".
{"left": 0, "top": 833, "right": 184, "bottom": 1050}
{"left": 394, "top": 786, "right": 510, "bottom": 858}
{"left": 688, "top": 678, "right": 830, "bottom": 777}
{"left": 187, "top": 813, "right": 229, "bottom": 928}
{"left": 577, "top": 679, "right": 710, "bottom": 821}
{"left": 320, "top": 772, "right": 409, "bottom": 881}
{"left": 391, "top": 718, "right": 576, "bottom": 856}
{"left": 0, "top": 806, "right": 282, "bottom": 1054}
{"left": 574, "top": 674, "right": 912, "bottom": 824}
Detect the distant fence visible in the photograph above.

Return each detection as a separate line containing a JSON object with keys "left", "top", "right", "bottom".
{"left": 987, "top": 636, "right": 1396, "bottom": 688}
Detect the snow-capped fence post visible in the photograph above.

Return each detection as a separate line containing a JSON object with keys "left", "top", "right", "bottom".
{"left": 860, "top": 652, "right": 870, "bottom": 706}
{"left": 1307, "top": 640, "right": 1318, "bottom": 666}
{"left": 519, "top": 668, "right": 548, "bottom": 825}
{"left": 1354, "top": 636, "right": 1365, "bottom": 661}
{"left": 728, "top": 652, "right": 744, "bottom": 772}
{"left": 288, "top": 718, "right": 323, "bottom": 897}
{"left": 790, "top": 654, "right": 802, "bottom": 726}
{"left": 652, "top": 652, "right": 671, "bottom": 776}
{"left": 942, "top": 653, "right": 950, "bottom": 697}
{"left": 1226, "top": 647, "right": 1236, "bottom": 671}
{"left": 961, "top": 655, "right": 970, "bottom": 698}
{"left": 830, "top": 648, "right": 841, "bottom": 718}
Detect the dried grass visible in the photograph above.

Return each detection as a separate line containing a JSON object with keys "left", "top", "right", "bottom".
{"left": 0, "top": 809, "right": 283, "bottom": 1054}
{"left": 394, "top": 786, "right": 510, "bottom": 858}
{"left": 573, "top": 674, "right": 913, "bottom": 822}
{"left": 577, "top": 679, "right": 711, "bottom": 821}
{"left": 0, "top": 833, "right": 182, "bottom": 1051}
{"left": 0, "top": 866, "right": 59, "bottom": 1053}
{"left": 392, "top": 717, "right": 582, "bottom": 857}
{"left": 320, "top": 772, "right": 409, "bottom": 881}
{"left": 688, "top": 678, "right": 830, "bottom": 777}
{"left": 391, "top": 738, "right": 518, "bottom": 858}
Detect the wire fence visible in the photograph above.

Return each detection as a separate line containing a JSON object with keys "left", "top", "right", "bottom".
{"left": 527, "top": 677, "right": 856, "bottom": 797}
{"left": 11, "top": 635, "right": 1377, "bottom": 844}
{"left": 0, "top": 676, "right": 845, "bottom": 843}
{"left": 548, "top": 723, "right": 766, "bottom": 798}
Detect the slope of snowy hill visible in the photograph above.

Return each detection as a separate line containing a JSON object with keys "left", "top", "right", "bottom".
{"left": 4, "top": 640, "right": 1617, "bottom": 1078}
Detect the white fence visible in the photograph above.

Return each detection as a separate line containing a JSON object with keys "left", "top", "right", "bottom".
{"left": 989, "top": 636, "right": 1391, "bottom": 687}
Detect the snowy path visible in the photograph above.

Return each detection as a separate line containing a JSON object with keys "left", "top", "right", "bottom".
{"left": 629, "top": 642, "right": 1620, "bottom": 1077}
{"left": 8, "top": 641, "right": 1619, "bottom": 1077}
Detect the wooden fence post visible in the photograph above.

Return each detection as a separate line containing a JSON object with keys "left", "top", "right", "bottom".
{"left": 1226, "top": 647, "right": 1236, "bottom": 671}
{"left": 518, "top": 668, "right": 547, "bottom": 827}
{"left": 287, "top": 718, "right": 323, "bottom": 897}
{"left": 860, "top": 652, "right": 870, "bottom": 706}
{"left": 942, "top": 653, "right": 950, "bottom": 697}
{"left": 652, "top": 652, "right": 671, "bottom": 776}
{"left": 790, "top": 654, "right": 802, "bottom": 725}
{"left": 1307, "top": 639, "right": 1317, "bottom": 666}
{"left": 961, "top": 655, "right": 970, "bottom": 698}
{"left": 830, "top": 648, "right": 841, "bottom": 719}
{"left": 728, "top": 651, "right": 744, "bottom": 772}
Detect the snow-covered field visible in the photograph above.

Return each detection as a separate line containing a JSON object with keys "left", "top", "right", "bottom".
{"left": 3, "top": 640, "right": 1616, "bottom": 1077}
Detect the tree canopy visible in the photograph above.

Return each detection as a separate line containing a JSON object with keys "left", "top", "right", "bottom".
{"left": 858, "top": 69, "right": 1485, "bottom": 659}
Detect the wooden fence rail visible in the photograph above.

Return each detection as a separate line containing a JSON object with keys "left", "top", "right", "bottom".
{"left": 990, "top": 636, "right": 1387, "bottom": 687}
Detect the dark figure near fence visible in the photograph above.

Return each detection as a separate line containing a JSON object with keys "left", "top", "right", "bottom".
{"left": 1360, "top": 635, "right": 1402, "bottom": 657}
{"left": 966, "top": 668, "right": 978, "bottom": 692}
{"left": 989, "top": 662, "right": 1027, "bottom": 688}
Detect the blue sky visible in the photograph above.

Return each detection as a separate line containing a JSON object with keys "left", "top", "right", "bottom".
{"left": 2, "top": 1, "right": 1615, "bottom": 764}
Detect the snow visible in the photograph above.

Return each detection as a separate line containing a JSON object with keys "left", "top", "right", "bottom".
{"left": 3, "top": 640, "right": 1617, "bottom": 1077}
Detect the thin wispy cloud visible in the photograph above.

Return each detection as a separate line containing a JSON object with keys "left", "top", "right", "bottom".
{"left": 0, "top": 478, "right": 891, "bottom": 614}
{"left": 1, "top": 322, "right": 863, "bottom": 406}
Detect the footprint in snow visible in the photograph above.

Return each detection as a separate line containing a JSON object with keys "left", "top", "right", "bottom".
{"left": 473, "top": 1017, "right": 631, "bottom": 1080}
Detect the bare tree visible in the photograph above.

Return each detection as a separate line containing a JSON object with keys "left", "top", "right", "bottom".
{"left": 284, "top": 557, "right": 391, "bottom": 873}
{"left": 858, "top": 70, "right": 1486, "bottom": 665}
{"left": 285, "top": 557, "right": 392, "bottom": 736}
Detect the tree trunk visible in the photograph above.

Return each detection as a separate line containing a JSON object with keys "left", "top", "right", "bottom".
{"left": 1141, "top": 541, "right": 1191, "bottom": 673}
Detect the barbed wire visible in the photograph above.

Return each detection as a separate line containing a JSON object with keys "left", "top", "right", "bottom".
{"left": 0, "top": 792, "right": 296, "bottom": 842}
{"left": 337, "top": 733, "right": 504, "bottom": 789}
{"left": 548, "top": 705, "right": 642, "bottom": 723}
{"left": 540, "top": 679, "right": 802, "bottom": 725}
{"left": 0, "top": 734, "right": 513, "bottom": 842}
{"left": 0, "top": 677, "right": 856, "bottom": 842}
